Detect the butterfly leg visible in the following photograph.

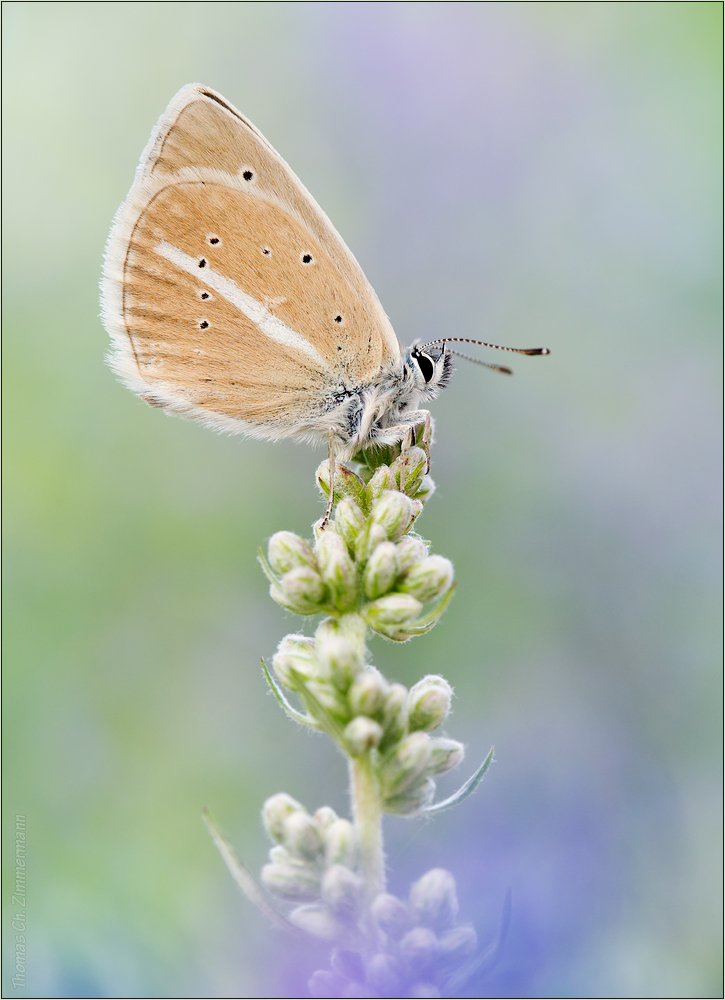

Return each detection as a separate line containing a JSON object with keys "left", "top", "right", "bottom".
{"left": 399, "top": 426, "right": 413, "bottom": 492}
{"left": 321, "top": 428, "right": 336, "bottom": 530}
{"left": 422, "top": 411, "right": 432, "bottom": 473}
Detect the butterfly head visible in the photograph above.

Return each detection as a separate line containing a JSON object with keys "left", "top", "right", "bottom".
{"left": 406, "top": 340, "right": 455, "bottom": 400}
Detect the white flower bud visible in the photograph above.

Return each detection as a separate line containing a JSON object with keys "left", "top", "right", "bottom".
{"left": 416, "top": 475, "right": 436, "bottom": 503}
{"left": 396, "top": 535, "right": 429, "bottom": 573}
{"left": 317, "top": 634, "right": 363, "bottom": 691}
{"left": 321, "top": 864, "right": 363, "bottom": 923}
{"left": 261, "top": 860, "right": 320, "bottom": 901}
{"left": 290, "top": 905, "right": 341, "bottom": 942}
{"left": 380, "top": 732, "right": 432, "bottom": 797}
{"left": 268, "top": 531, "right": 316, "bottom": 575}
{"left": 315, "top": 530, "right": 357, "bottom": 611}
{"left": 282, "top": 810, "right": 325, "bottom": 861}
{"left": 344, "top": 716, "right": 383, "bottom": 755}
{"left": 272, "top": 634, "right": 322, "bottom": 686}
{"left": 313, "top": 806, "right": 339, "bottom": 834}
{"left": 371, "top": 892, "right": 409, "bottom": 940}
{"left": 304, "top": 678, "right": 350, "bottom": 719}
{"left": 366, "top": 465, "right": 392, "bottom": 503}
{"left": 366, "top": 953, "right": 402, "bottom": 995}
{"left": 262, "top": 792, "right": 304, "bottom": 843}
{"left": 371, "top": 490, "right": 414, "bottom": 540}
{"left": 335, "top": 497, "right": 366, "bottom": 549}
{"left": 407, "top": 675, "right": 453, "bottom": 732}
{"left": 364, "top": 541, "right": 401, "bottom": 599}
{"left": 324, "top": 818, "right": 357, "bottom": 868}
{"left": 356, "top": 521, "right": 388, "bottom": 563}
{"left": 427, "top": 738, "right": 465, "bottom": 776}
{"left": 383, "top": 777, "right": 435, "bottom": 816}
{"left": 381, "top": 683, "right": 409, "bottom": 747}
{"left": 409, "top": 869, "right": 459, "bottom": 931}
{"left": 348, "top": 668, "right": 388, "bottom": 717}
{"left": 271, "top": 565, "right": 325, "bottom": 614}
{"left": 399, "top": 556, "right": 454, "bottom": 604}
{"left": 364, "top": 593, "right": 422, "bottom": 635}
{"left": 398, "top": 925, "right": 439, "bottom": 972}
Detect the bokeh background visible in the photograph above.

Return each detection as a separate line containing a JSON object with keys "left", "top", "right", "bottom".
{"left": 3, "top": 3, "right": 721, "bottom": 997}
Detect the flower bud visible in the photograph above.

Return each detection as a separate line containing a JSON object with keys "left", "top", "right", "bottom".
{"left": 427, "top": 738, "right": 465, "bottom": 776}
{"left": 315, "top": 530, "right": 357, "bottom": 610}
{"left": 271, "top": 565, "right": 325, "bottom": 614}
{"left": 313, "top": 806, "right": 339, "bottom": 834}
{"left": 356, "top": 521, "right": 388, "bottom": 563}
{"left": 321, "top": 864, "right": 363, "bottom": 923}
{"left": 380, "top": 732, "right": 432, "bottom": 797}
{"left": 304, "top": 678, "right": 351, "bottom": 720}
{"left": 380, "top": 683, "right": 409, "bottom": 748}
{"left": 292, "top": 906, "right": 341, "bottom": 943}
{"left": 363, "top": 541, "right": 401, "bottom": 599}
{"left": 317, "top": 635, "right": 363, "bottom": 692}
{"left": 416, "top": 475, "right": 436, "bottom": 503}
{"left": 399, "top": 556, "right": 454, "bottom": 604}
{"left": 324, "top": 819, "right": 357, "bottom": 868}
{"left": 366, "top": 953, "right": 402, "bottom": 995}
{"left": 383, "top": 777, "right": 436, "bottom": 816}
{"left": 366, "top": 465, "right": 392, "bottom": 504}
{"left": 262, "top": 792, "right": 304, "bottom": 843}
{"left": 335, "top": 497, "right": 366, "bottom": 550}
{"left": 371, "top": 892, "right": 409, "bottom": 940}
{"left": 396, "top": 535, "right": 429, "bottom": 573}
{"left": 261, "top": 860, "right": 320, "bottom": 901}
{"left": 282, "top": 810, "right": 325, "bottom": 861}
{"left": 409, "top": 869, "right": 459, "bottom": 931}
{"left": 363, "top": 594, "right": 422, "bottom": 635}
{"left": 272, "top": 634, "right": 322, "bottom": 687}
{"left": 348, "top": 668, "right": 388, "bottom": 717}
{"left": 371, "top": 490, "right": 414, "bottom": 540}
{"left": 398, "top": 926, "right": 439, "bottom": 972}
{"left": 437, "top": 925, "right": 477, "bottom": 968}
{"left": 407, "top": 676, "right": 453, "bottom": 732}
{"left": 344, "top": 716, "right": 383, "bottom": 755}
{"left": 268, "top": 531, "right": 316, "bottom": 575}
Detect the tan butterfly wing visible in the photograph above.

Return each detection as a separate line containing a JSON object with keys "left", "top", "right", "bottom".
{"left": 102, "top": 84, "right": 401, "bottom": 441}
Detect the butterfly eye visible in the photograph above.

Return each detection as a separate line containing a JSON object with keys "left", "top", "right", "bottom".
{"left": 416, "top": 352, "right": 435, "bottom": 383}
{"left": 300, "top": 252, "right": 314, "bottom": 265}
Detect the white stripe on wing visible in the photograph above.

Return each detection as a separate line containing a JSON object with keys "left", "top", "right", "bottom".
{"left": 155, "top": 240, "right": 329, "bottom": 369}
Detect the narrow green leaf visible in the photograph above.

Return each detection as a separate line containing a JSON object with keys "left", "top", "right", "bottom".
{"left": 261, "top": 659, "right": 320, "bottom": 729}
{"left": 202, "top": 809, "right": 307, "bottom": 936}
{"left": 422, "top": 746, "right": 494, "bottom": 815}
{"left": 257, "top": 547, "right": 279, "bottom": 586}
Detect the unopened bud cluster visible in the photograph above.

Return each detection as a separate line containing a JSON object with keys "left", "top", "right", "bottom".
{"left": 260, "top": 794, "right": 364, "bottom": 941}
{"left": 259, "top": 446, "right": 454, "bottom": 642}
{"left": 272, "top": 617, "right": 463, "bottom": 816}
{"left": 309, "top": 869, "right": 478, "bottom": 998}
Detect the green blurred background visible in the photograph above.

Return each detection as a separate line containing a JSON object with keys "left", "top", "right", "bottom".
{"left": 2, "top": 3, "right": 721, "bottom": 997}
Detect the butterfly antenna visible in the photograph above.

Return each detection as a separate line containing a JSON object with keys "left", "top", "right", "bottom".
{"left": 420, "top": 337, "right": 550, "bottom": 357}
{"left": 446, "top": 348, "right": 513, "bottom": 375}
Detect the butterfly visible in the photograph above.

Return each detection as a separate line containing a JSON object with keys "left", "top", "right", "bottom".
{"left": 101, "top": 84, "right": 547, "bottom": 466}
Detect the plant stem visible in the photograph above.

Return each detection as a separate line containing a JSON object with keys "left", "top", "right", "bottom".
{"left": 350, "top": 753, "right": 385, "bottom": 909}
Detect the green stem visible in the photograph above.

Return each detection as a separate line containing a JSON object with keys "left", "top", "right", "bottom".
{"left": 350, "top": 753, "right": 385, "bottom": 909}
